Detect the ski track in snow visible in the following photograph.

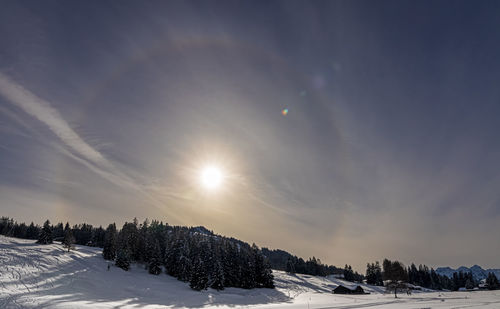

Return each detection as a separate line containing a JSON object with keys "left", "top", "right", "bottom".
{"left": 1, "top": 235, "right": 500, "bottom": 308}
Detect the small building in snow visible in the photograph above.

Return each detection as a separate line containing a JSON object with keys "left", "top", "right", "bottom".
{"left": 333, "top": 285, "right": 368, "bottom": 295}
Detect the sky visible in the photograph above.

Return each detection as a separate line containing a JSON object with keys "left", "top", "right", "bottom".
{"left": 1, "top": 0, "right": 500, "bottom": 272}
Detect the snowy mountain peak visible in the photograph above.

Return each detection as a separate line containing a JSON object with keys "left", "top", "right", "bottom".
{"left": 435, "top": 265, "right": 500, "bottom": 281}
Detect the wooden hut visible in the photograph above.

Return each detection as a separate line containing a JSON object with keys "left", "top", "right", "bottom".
{"left": 333, "top": 285, "right": 367, "bottom": 294}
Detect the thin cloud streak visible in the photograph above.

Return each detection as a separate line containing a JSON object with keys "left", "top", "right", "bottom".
{"left": 0, "top": 72, "right": 175, "bottom": 217}
{"left": 0, "top": 73, "right": 106, "bottom": 166}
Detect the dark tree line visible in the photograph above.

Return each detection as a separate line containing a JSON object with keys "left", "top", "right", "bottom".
{"left": 451, "top": 271, "right": 477, "bottom": 290}
{"left": 407, "top": 263, "right": 454, "bottom": 290}
{"left": 102, "top": 218, "right": 275, "bottom": 291}
{"left": 262, "top": 248, "right": 344, "bottom": 278}
{"left": 381, "top": 259, "right": 456, "bottom": 292}
{"left": 1, "top": 216, "right": 274, "bottom": 291}
{"left": 0, "top": 217, "right": 105, "bottom": 248}
{"left": 408, "top": 268, "right": 499, "bottom": 291}
{"left": 365, "top": 258, "right": 492, "bottom": 292}
{"left": 0, "top": 217, "right": 41, "bottom": 240}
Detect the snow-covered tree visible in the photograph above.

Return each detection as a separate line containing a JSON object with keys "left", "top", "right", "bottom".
{"left": 148, "top": 239, "right": 162, "bottom": 275}
{"left": 37, "top": 220, "right": 53, "bottom": 244}
{"left": 189, "top": 256, "right": 209, "bottom": 290}
{"left": 62, "top": 223, "right": 75, "bottom": 252}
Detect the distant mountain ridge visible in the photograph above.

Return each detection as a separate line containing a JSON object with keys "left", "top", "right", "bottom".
{"left": 435, "top": 265, "right": 500, "bottom": 281}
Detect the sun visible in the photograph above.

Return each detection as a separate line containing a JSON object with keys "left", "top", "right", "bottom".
{"left": 200, "top": 165, "right": 223, "bottom": 190}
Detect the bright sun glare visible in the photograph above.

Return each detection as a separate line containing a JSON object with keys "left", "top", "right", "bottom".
{"left": 201, "top": 166, "right": 223, "bottom": 190}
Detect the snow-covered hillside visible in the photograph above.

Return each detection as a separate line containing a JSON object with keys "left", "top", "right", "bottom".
{"left": 1, "top": 236, "right": 500, "bottom": 308}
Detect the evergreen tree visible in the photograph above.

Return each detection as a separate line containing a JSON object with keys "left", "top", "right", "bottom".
{"left": 136, "top": 219, "right": 149, "bottom": 263}
{"left": 344, "top": 264, "right": 355, "bottom": 281}
{"left": 285, "top": 257, "right": 295, "bottom": 274}
{"left": 115, "top": 248, "right": 131, "bottom": 271}
{"left": 366, "top": 263, "right": 373, "bottom": 283}
{"left": 205, "top": 239, "right": 224, "bottom": 290}
{"left": 164, "top": 238, "right": 184, "bottom": 278}
{"left": 366, "top": 262, "right": 381, "bottom": 285}
{"left": 91, "top": 226, "right": 106, "bottom": 248}
{"left": 26, "top": 222, "right": 39, "bottom": 239}
{"left": 486, "top": 273, "right": 499, "bottom": 290}
{"left": 1, "top": 215, "right": 278, "bottom": 291}
{"left": 118, "top": 221, "right": 139, "bottom": 258}
{"left": 62, "top": 223, "right": 75, "bottom": 252}
{"left": 190, "top": 256, "right": 209, "bottom": 290}
{"left": 465, "top": 278, "right": 474, "bottom": 290}
{"left": 252, "top": 244, "right": 274, "bottom": 288}
{"left": 209, "top": 258, "right": 225, "bottom": 290}
{"left": 374, "top": 261, "right": 383, "bottom": 286}
{"left": 222, "top": 241, "right": 239, "bottom": 287}
{"left": 148, "top": 239, "right": 162, "bottom": 275}
{"left": 103, "top": 223, "right": 117, "bottom": 260}
{"left": 37, "top": 220, "right": 53, "bottom": 244}
{"left": 53, "top": 222, "right": 64, "bottom": 240}
{"left": 259, "top": 259, "right": 275, "bottom": 288}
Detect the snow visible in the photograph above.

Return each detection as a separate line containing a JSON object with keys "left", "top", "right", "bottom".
{"left": 1, "top": 236, "right": 500, "bottom": 308}
{"left": 436, "top": 265, "right": 500, "bottom": 281}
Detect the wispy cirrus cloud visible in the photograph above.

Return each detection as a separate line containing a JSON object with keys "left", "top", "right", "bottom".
{"left": 0, "top": 72, "right": 196, "bottom": 224}
{"left": 0, "top": 73, "right": 107, "bottom": 166}
{"left": 0, "top": 72, "right": 163, "bottom": 200}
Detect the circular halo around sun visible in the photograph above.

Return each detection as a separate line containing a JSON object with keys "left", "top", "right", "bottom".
{"left": 200, "top": 165, "right": 223, "bottom": 190}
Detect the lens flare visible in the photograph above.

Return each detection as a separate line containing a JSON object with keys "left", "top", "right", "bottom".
{"left": 281, "top": 108, "right": 289, "bottom": 116}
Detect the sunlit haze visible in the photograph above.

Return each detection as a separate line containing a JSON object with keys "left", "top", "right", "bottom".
{"left": 1, "top": 0, "right": 500, "bottom": 272}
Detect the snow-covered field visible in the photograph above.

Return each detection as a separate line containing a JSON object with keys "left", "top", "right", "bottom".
{"left": 1, "top": 236, "right": 500, "bottom": 308}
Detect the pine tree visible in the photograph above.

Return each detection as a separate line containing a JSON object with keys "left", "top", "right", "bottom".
{"left": 165, "top": 238, "right": 183, "bottom": 277}
{"left": 240, "top": 254, "right": 257, "bottom": 289}
{"left": 37, "top": 220, "right": 53, "bottom": 244}
{"left": 222, "top": 241, "right": 238, "bottom": 287}
{"left": 344, "top": 264, "right": 355, "bottom": 281}
{"left": 374, "top": 261, "right": 383, "bottom": 286}
{"left": 148, "top": 239, "right": 162, "bottom": 275}
{"left": 285, "top": 257, "right": 295, "bottom": 274}
{"left": 202, "top": 238, "right": 223, "bottom": 290}
{"left": 136, "top": 219, "right": 149, "bottom": 263}
{"left": 190, "top": 257, "right": 209, "bottom": 290}
{"left": 118, "top": 221, "right": 138, "bottom": 257}
{"left": 62, "top": 223, "right": 75, "bottom": 252}
{"left": 259, "top": 259, "right": 275, "bottom": 288}
{"left": 366, "top": 263, "right": 373, "bottom": 284}
{"left": 115, "top": 248, "right": 131, "bottom": 271}
{"left": 465, "top": 278, "right": 474, "bottom": 290}
{"left": 26, "top": 222, "right": 39, "bottom": 239}
{"left": 209, "top": 258, "right": 225, "bottom": 290}
{"left": 53, "top": 222, "right": 64, "bottom": 239}
{"left": 103, "top": 223, "right": 117, "bottom": 260}
{"left": 486, "top": 273, "right": 499, "bottom": 290}
{"left": 252, "top": 244, "right": 274, "bottom": 288}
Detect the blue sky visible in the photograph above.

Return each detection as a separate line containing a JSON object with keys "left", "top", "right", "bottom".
{"left": 1, "top": 0, "right": 500, "bottom": 271}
